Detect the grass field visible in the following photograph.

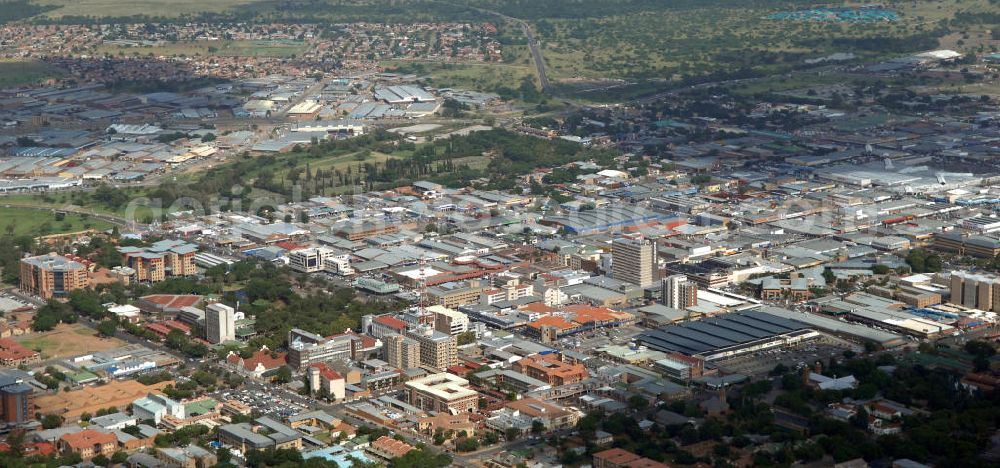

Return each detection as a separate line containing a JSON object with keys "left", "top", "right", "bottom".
{"left": 531, "top": 0, "right": 999, "bottom": 99}
{"left": 0, "top": 206, "right": 112, "bottom": 237}
{"left": 16, "top": 323, "right": 124, "bottom": 359}
{"left": 0, "top": 60, "right": 62, "bottom": 88}
{"left": 35, "top": 0, "right": 262, "bottom": 18}
{"left": 383, "top": 59, "right": 536, "bottom": 94}
{"left": 95, "top": 39, "right": 308, "bottom": 58}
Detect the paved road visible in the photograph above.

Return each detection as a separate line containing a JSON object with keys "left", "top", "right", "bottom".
{"left": 453, "top": 3, "right": 553, "bottom": 96}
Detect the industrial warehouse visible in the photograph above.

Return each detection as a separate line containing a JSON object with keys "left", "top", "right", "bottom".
{"left": 638, "top": 310, "right": 820, "bottom": 361}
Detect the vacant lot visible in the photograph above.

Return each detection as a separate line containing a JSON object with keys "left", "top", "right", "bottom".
{"left": 16, "top": 323, "right": 124, "bottom": 360}
{"left": 0, "top": 206, "right": 111, "bottom": 237}
{"left": 0, "top": 60, "right": 62, "bottom": 88}
{"left": 95, "top": 39, "right": 308, "bottom": 58}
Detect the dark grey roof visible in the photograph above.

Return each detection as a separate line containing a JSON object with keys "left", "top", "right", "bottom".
{"left": 638, "top": 310, "right": 808, "bottom": 355}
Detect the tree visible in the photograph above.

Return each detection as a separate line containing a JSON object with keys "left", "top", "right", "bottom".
{"left": 392, "top": 448, "right": 451, "bottom": 468}
{"left": 455, "top": 437, "right": 480, "bottom": 452}
{"left": 111, "top": 451, "right": 128, "bottom": 464}
{"left": 505, "top": 427, "right": 521, "bottom": 441}
{"left": 456, "top": 331, "right": 476, "bottom": 345}
{"left": 627, "top": 395, "right": 649, "bottom": 411}
{"left": 216, "top": 446, "right": 232, "bottom": 465}
{"left": 92, "top": 454, "right": 110, "bottom": 467}
{"left": 40, "top": 414, "right": 63, "bottom": 429}
{"left": 274, "top": 366, "right": 293, "bottom": 384}
{"left": 97, "top": 319, "right": 117, "bottom": 337}
{"left": 531, "top": 420, "right": 546, "bottom": 435}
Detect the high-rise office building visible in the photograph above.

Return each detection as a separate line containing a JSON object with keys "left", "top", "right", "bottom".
{"left": 205, "top": 303, "right": 236, "bottom": 344}
{"left": 612, "top": 237, "right": 658, "bottom": 288}
{"left": 661, "top": 274, "right": 698, "bottom": 309}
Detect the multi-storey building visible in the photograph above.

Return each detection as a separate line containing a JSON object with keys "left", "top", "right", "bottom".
{"left": 950, "top": 270, "right": 1000, "bottom": 311}
{"left": 934, "top": 231, "right": 1000, "bottom": 258}
{"left": 365, "top": 314, "right": 408, "bottom": 340}
{"left": 286, "top": 329, "right": 354, "bottom": 370}
{"left": 19, "top": 253, "right": 88, "bottom": 299}
{"left": 426, "top": 280, "right": 484, "bottom": 308}
{"left": 0, "top": 373, "right": 33, "bottom": 424}
{"left": 205, "top": 303, "right": 236, "bottom": 344}
{"left": 307, "top": 362, "right": 346, "bottom": 400}
{"left": 612, "top": 237, "right": 658, "bottom": 288}
{"left": 405, "top": 325, "right": 457, "bottom": 370}
{"left": 288, "top": 247, "right": 353, "bottom": 275}
{"left": 384, "top": 334, "right": 420, "bottom": 370}
{"left": 58, "top": 430, "right": 117, "bottom": 460}
{"left": 661, "top": 274, "right": 698, "bottom": 309}
{"left": 427, "top": 305, "right": 469, "bottom": 336}
{"left": 119, "top": 240, "right": 197, "bottom": 283}
{"left": 512, "top": 353, "right": 589, "bottom": 386}
{"left": 405, "top": 373, "right": 478, "bottom": 414}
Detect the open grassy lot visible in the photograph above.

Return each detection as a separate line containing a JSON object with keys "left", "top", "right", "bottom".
{"left": 34, "top": 0, "right": 262, "bottom": 18}
{"left": 95, "top": 39, "right": 307, "bottom": 58}
{"left": 0, "top": 206, "right": 112, "bottom": 237}
{"left": 15, "top": 323, "right": 124, "bottom": 359}
{"left": 383, "top": 59, "right": 536, "bottom": 94}
{"left": 530, "top": 0, "right": 999, "bottom": 99}
{"left": 0, "top": 59, "right": 62, "bottom": 88}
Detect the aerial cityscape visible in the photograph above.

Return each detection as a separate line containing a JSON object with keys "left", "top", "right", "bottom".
{"left": 1, "top": 0, "right": 1000, "bottom": 467}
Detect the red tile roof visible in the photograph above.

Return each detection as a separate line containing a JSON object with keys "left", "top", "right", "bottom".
{"left": 373, "top": 315, "right": 408, "bottom": 330}
{"left": 228, "top": 348, "right": 287, "bottom": 372}
{"left": 309, "top": 362, "right": 343, "bottom": 380}
{"left": 371, "top": 435, "right": 414, "bottom": 458}
{"left": 60, "top": 430, "right": 116, "bottom": 450}
{"left": 0, "top": 338, "right": 38, "bottom": 361}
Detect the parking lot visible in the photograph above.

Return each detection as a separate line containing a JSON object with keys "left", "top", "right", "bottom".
{"left": 217, "top": 386, "right": 312, "bottom": 420}
{"left": 713, "top": 334, "right": 860, "bottom": 375}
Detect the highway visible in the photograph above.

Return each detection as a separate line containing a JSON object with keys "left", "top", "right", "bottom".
{"left": 451, "top": 3, "right": 553, "bottom": 96}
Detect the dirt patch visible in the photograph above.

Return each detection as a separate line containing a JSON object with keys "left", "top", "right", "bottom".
{"left": 15, "top": 323, "right": 124, "bottom": 360}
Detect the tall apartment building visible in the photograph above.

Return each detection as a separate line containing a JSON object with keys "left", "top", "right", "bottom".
{"left": 0, "top": 373, "right": 33, "bottom": 424}
{"left": 119, "top": 240, "right": 197, "bottom": 283}
{"left": 661, "top": 274, "right": 698, "bottom": 309}
{"left": 612, "top": 237, "right": 658, "bottom": 288}
{"left": 427, "top": 305, "right": 469, "bottom": 336}
{"left": 206, "top": 303, "right": 236, "bottom": 344}
{"left": 19, "top": 253, "right": 88, "bottom": 299}
{"left": 384, "top": 334, "right": 421, "bottom": 370}
{"left": 949, "top": 271, "right": 1000, "bottom": 311}
{"left": 405, "top": 326, "right": 457, "bottom": 370}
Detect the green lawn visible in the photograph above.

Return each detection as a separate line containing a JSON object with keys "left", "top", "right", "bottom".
{"left": 0, "top": 206, "right": 112, "bottom": 237}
